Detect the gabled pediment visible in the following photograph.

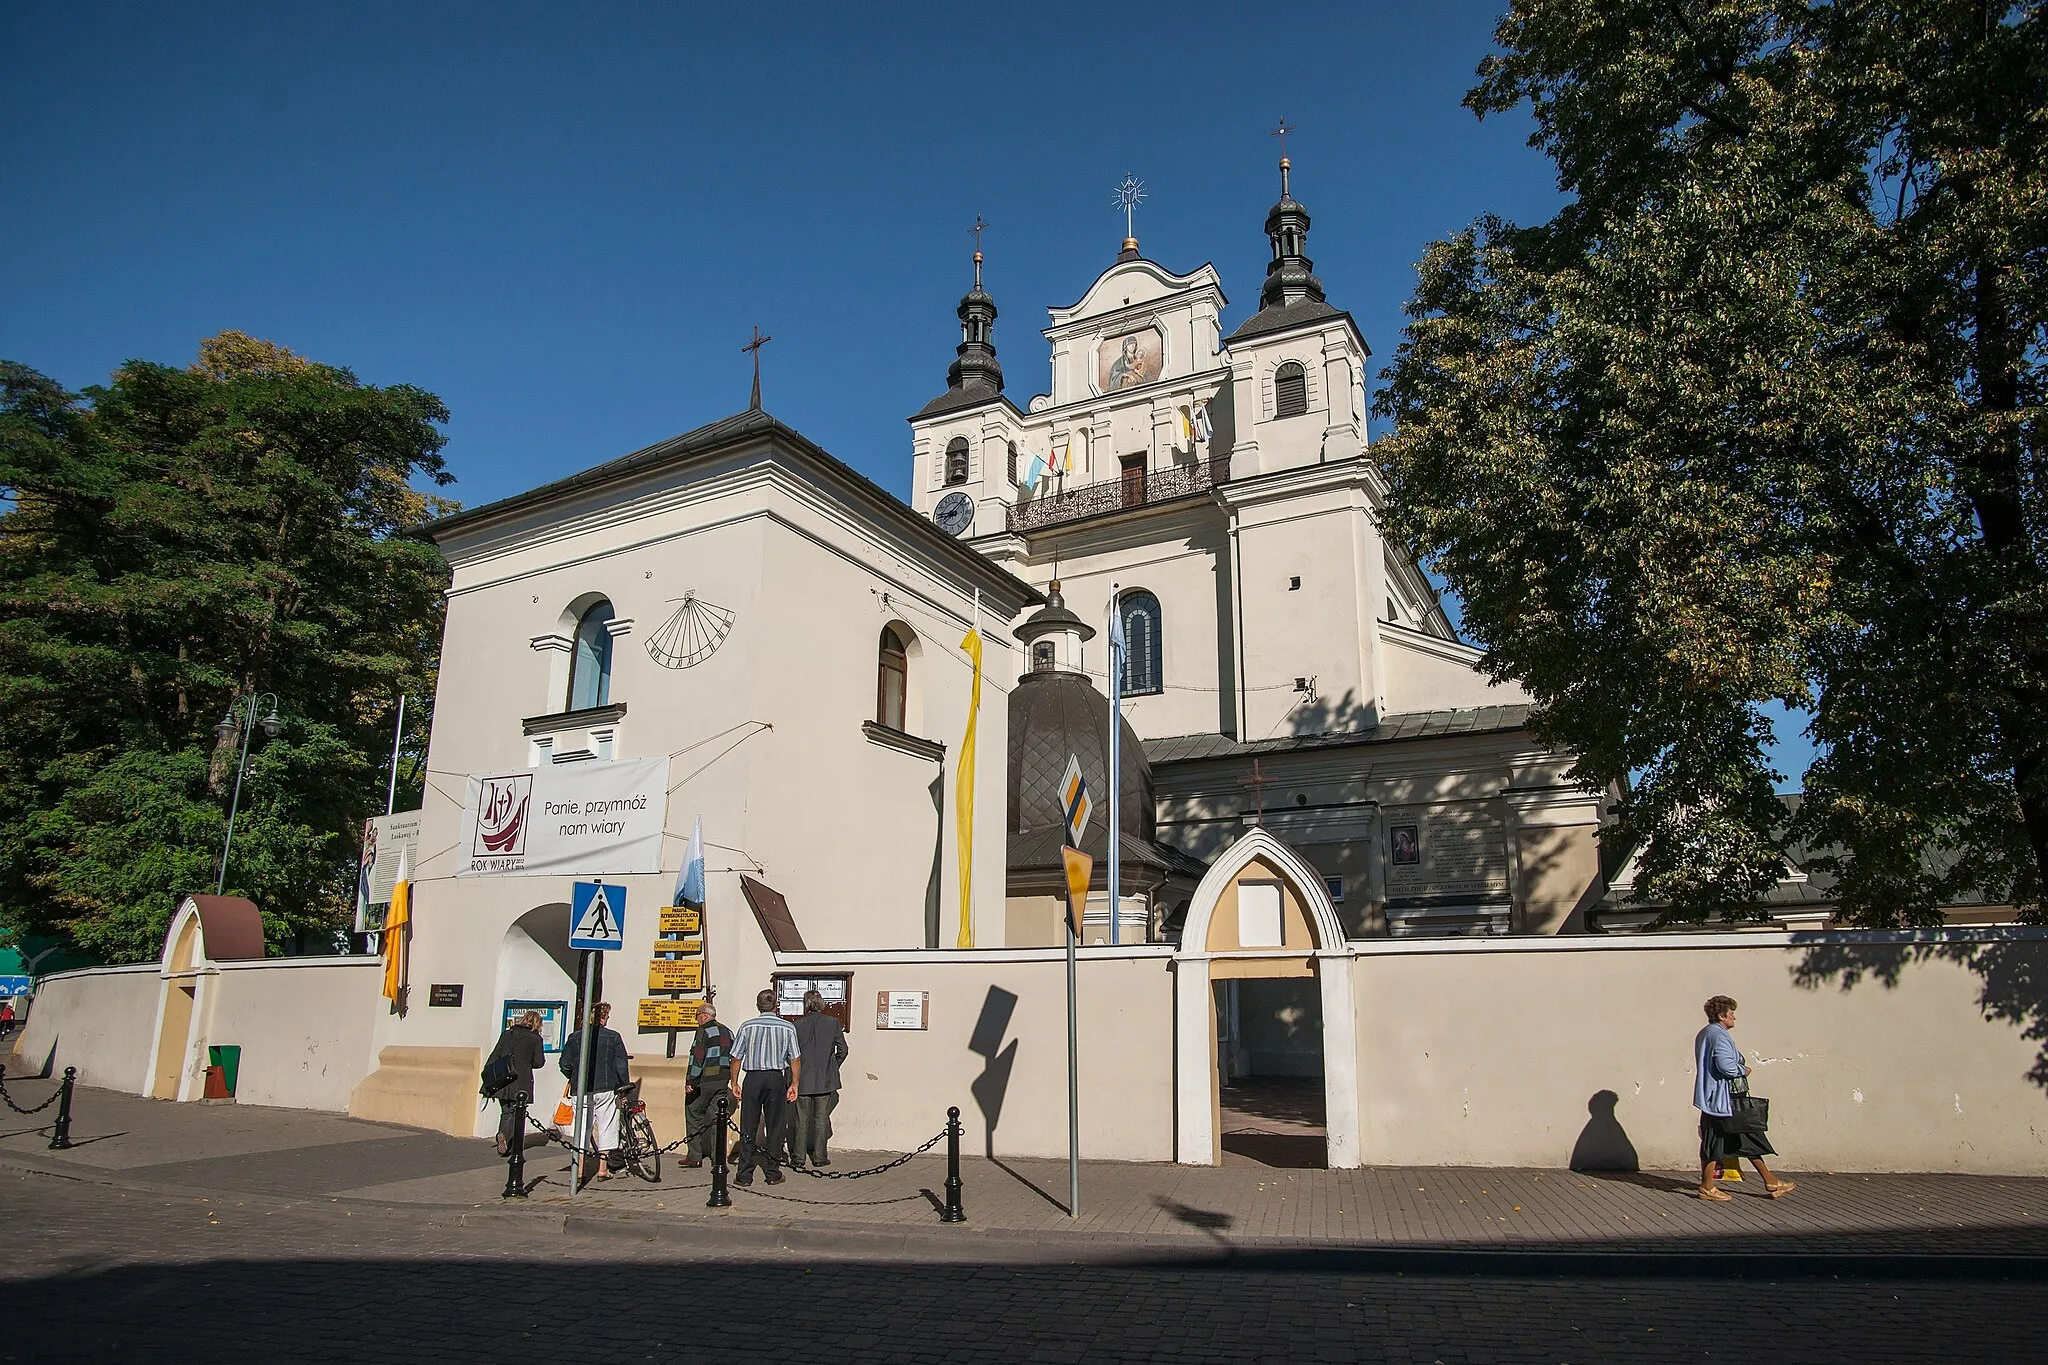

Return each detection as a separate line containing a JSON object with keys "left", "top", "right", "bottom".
{"left": 1047, "top": 258, "right": 1225, "bottom": 332}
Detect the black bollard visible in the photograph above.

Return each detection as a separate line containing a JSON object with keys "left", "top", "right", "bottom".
{"left": 48, "top": 1066, "right": 75, "bottom": 1151}
{"left": 501, "top": 1093, "right": 528, "bottom": 1199}
{"left": 707, "top": 1092, "right": 731, "bottom": 1209}
{"left": 941, "top": 1104, "right": 965, "bottom": 1223}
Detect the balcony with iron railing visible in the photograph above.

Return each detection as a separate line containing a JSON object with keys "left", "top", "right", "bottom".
{"left": 1005, "top": 455, "right": 1231, "bottom": 533}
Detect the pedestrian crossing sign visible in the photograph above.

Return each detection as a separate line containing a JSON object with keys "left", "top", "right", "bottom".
{"left": 569, "top": 880, "right": 626, "bottom": 951}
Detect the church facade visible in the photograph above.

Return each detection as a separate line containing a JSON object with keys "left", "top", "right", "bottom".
{"left": 344, "top": 154, "right": 1608, "bottom": 1156}
{"left": 910, "top": 158, "right": 1603, "bottom": 944}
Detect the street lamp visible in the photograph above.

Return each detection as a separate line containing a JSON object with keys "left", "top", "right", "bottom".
{"left": 214, "top": 691, "right": 284, "bottom": 895}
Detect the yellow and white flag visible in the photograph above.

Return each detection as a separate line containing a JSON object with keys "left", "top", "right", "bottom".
{"left": 381, "top": 845, "right": 411, "bottom": 1004}
{"left": 955, "top": 625, "right": 983, "bottom": 948}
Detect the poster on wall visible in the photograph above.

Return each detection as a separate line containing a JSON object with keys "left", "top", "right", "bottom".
{"left": 1382, "top": 806, "right": 1510, "bottom": 899}
{"left": 354, "top": 810, "right": 423, "bottom": 932}
{"left": 502, "top": 999, "right": 569, "bottom": 1054}
{"left": 457, "top": 757, "right": 671, "bottom": 877}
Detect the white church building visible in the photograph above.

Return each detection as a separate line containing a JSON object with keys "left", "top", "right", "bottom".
{"left": 337, "top": 153, "right": 1607, "bottom": 1162}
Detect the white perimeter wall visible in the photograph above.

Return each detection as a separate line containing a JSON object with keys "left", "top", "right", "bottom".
{"left": 11, "top": 957, "right": 382, "bottom": 1114}
{"left": 1352, "top": 931, "right": 2048, "bottom": 1174}
{"left": 772, "top": 947, "right": 1177, "bottom": 1162}
{"left": 6, "top": 964, "right": 159, "bottom": 1093}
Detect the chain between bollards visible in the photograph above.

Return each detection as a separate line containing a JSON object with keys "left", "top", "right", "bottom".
{"left": 501, "top": 1092, "right": 529, "bottom": 1199}
{"left": 707, "top": 1092, "right": 731, "bottom": 1208}
{"left": 941, "top": 1104, "right": 965, "bottom": 1223}
{"left": 48, "top": 1067, "right": 76, "bottom": 1151}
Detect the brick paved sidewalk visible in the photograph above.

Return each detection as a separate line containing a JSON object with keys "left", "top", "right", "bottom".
{"left": 6, "top": 1080, "right": 2047, "bottom": 1260}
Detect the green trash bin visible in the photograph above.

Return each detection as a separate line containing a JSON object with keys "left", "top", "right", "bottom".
{"left": 207, "top": 1045, "right": 241, "bottom": 1098}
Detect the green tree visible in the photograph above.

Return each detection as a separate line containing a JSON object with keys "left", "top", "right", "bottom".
{"left": 0, "top": 333, "right": 453, "bottom": 961}
{"left": 1374, "top": 1, "right": 2048, "bottom": 923}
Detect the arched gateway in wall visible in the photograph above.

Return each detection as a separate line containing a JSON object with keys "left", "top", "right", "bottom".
{"left": 142, "top": 894, "right": 266, "bottom": 1101}
{"left": 1173, "top": 827, "right": 1360, "bottom": 1167}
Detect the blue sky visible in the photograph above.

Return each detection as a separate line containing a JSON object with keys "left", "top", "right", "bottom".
{"left": 1, "top": 1, "right": 1816, "bottom": 787}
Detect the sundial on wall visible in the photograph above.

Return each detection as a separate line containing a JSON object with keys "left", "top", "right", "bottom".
{"left": 645, "top": 591, "right": 737, "bottom": 669}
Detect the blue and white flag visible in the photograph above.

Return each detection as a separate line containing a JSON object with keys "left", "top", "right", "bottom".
{"left": 1108, "top": 595, "right": 1126, "bottom": 701}
{"left": 1023, "top": 452, "right": 1048, "bottom": 489}
{"left": 1193, "top": 402, "right": 1213, "bottom": 444}
{"left": 674, "top": 815, "right": 706, "bottom": 908}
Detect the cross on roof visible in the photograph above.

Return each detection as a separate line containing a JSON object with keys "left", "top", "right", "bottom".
{"left": 1270, "top": 117, "right": 1295, "bottom": 159}
{"left": 970, "top": 213, "right": 989, "bottom": 286}
{"left": 742, "top": 325, "right": 772, "bottom": 410}
{"left": 1239, "top": 757, "right": 1279, "bottom": 826}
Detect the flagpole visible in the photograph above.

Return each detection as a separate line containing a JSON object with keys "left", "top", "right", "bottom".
{"left": 1108, "top": 583, "right": 1122, "bottom": 946}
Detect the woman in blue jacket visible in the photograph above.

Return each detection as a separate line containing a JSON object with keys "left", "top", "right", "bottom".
{"left": 1695, "top": 995, "right": 1795, "bottom": 1201}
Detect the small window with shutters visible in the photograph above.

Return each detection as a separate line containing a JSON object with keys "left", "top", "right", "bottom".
{"left": 1273, "top": 362, "right": 1308, "bottom": 419}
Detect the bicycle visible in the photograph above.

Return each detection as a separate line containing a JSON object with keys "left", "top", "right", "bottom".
{"left": 608, "top": 1080, "right": 661, "bottom": 1184}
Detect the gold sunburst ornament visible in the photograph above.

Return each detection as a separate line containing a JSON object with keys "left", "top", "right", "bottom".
{"left": 645, "top": 591, "right": 737, "bottom": 669}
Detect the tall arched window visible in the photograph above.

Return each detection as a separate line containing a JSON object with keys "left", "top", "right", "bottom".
{"left": 1119, "top": 590, "right": 1162, "bottom": 696}
{"left": 1274, "top": 361, "right": 1308, "bottom": 419}
{"left": 877, "top": 625, "right": 910, "bottom": 730}
{"left": 568, "top": 600, "right": 615, "bottom": 710}
{"left": 945, "top": 437, "right": 970, "bottom": 486}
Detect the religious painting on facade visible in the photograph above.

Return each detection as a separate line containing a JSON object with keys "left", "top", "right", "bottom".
{"left": 1096, "top": 327, "right": 1163, "bottom": 392}
{"left": 1390, "top": 824, "right": 1421, "bottom": 866}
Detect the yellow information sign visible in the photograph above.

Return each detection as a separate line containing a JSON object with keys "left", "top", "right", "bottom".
{"left": 652, "top": 938, "right": 702, "bottom": 956}
{"left": 647, "top": 959, "right": 704, "bottom": 992}
{"left": 659, "top": 907, "right": 701, "bottom": 934}
{"left": 637, "top": 998, "right": 703, "bottom": 1030}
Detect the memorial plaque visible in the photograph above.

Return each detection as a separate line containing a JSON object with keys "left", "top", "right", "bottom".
{"left": 427, "top": 984, "right": 463, "bottom": 1008}
{"left": 647, "top": 959, "right": 703, "bottom": 992}
{"left": 1382, "top": 806, "right": 1510, "bottom": 898}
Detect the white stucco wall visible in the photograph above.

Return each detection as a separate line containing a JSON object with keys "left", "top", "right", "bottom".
{"left": 6, "top": 964, "right": 160, "bottom": 1094}
{"left": 205, "top": 958, "right": 383, "bottom": 1111}
{"left": 1349, "top": 931, "right": 2048, "bottom": 1174}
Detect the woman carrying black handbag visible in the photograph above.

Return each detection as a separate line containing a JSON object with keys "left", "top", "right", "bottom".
{"left": 1693, "top": 995, "right": 1796, "bottom": 1201}
{"left": 486, "top": 1010, "right": 547, "bottom": 1157}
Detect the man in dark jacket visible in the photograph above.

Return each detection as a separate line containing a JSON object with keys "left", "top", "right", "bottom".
{"left": 486, "top": 1009, "right": 548, "bottom": 1156}
{"left": 792, "top": 989, "right": 849, "bottom": 1168}
{"left": 560, "top": 1002, "right": 631, "bottom": 1182}
{"left": 682, "top": 1000, "right": 734, "bottom": 1168}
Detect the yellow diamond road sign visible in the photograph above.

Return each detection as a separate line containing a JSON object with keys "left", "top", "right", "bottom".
{"left": 1060, "top": 754, "right": 1091, "bottom": 849}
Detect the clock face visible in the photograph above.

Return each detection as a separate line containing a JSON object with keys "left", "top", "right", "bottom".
{"left": 933, "top": 491, "right": 975, "bottom": 537}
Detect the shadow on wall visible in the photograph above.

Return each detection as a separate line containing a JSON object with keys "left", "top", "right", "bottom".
{"left": 968, "top": 986, "right": 1019, "bottom": 1159}
{"left": 1794, "top": 936, "right": 2048, "bottom": 1092}
{"left": 1568, "top": 1089, "right": 1641, "bottom": 1172}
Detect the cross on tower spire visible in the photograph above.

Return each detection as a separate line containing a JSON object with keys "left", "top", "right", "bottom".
{"left": 742, "top": 325, "right": 772, "bottom": 410}
{"left": 1270, "top": 117, "right": 1296, "bottom": 195}
{"left": 970, "top": 213, "right": 989, "bottom": 288}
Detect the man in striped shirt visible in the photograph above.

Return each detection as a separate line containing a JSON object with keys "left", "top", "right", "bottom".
{"left": 728, "top": 987, "right": 801, "bottom": 1185}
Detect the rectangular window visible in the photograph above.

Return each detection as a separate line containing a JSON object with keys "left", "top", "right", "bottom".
{"left": 1324, "top": 875, "right": 1345, "bottom": 904}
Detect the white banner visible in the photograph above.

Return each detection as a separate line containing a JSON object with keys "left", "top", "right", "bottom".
{"left": 457, "top": 757, "right": 671, "bottom": 877}
{"left": 354, "top": 811, "right": 423, "bottom": 932}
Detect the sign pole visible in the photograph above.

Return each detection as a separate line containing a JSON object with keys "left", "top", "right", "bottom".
{"left": 571, "top": 945, "right": 597, "bottom": 1194}
{"left": 1108, "top": 583, "right": 1122, "bottom": 945}
{"left": 1059, "top": 842, "right": 1091, "bottom": 1220}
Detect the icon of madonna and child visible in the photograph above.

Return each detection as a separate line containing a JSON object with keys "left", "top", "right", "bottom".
{"left": 1096, "top": 328, "right": 1163, "bottom": 392}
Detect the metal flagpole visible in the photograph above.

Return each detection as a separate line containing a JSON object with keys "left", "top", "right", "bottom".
{"left": 385, "top": 694, "right": 406, "bottom": 816}
{"left": 1108, "top": 585, "right": 1122, "bottom": 945}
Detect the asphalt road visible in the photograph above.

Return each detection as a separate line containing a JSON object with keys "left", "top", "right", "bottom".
{"left": 5, "top": 1169, "right": 2044, "bottom": 1364}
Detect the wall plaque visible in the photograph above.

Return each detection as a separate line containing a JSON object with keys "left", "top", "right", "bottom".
{"left": 875, "top": 990, "right": 929, "bottom": 1031}
{"left": 427, "top": 984, "right": 463, "bottom": 1008}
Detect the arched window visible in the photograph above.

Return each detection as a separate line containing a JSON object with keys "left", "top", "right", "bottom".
{"left": 877, "top": 625, "right": 910, "bottom": 730}
{"left": 568, "top": 600, "right": 615, "bottom": 710}
{"left": 1118, "top": 590, "right": 1162, "bottom": 696}
{"left": 945, "top": 437, "right": 970, "bottom": 486}
{"left": 1274, "top": 361, "right": 1308, "bottom": 419}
